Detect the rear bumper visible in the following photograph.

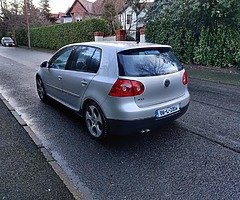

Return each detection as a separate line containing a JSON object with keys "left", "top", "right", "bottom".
{"left": 108, "top": 103, "right": 189, "bottom": 135}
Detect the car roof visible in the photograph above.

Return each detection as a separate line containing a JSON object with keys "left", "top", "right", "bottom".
{"left": 65, "top": 41, "right": 172, "bottom": 52}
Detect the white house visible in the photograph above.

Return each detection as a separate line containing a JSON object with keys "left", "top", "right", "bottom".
{"left": 118, "top": 1, "right": 153, "bottom": 39}
{"left": 62, "top": 16, "right": 73, "bottom": 23}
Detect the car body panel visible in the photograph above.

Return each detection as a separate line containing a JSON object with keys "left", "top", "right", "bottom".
{"left": 60, "top": 70, "right": 95, "bottom": 110}
{"left": 39, "top": 68, "right": 64, "bottom": 101}
{"left": 132, "top": 70, "right": 186, "bottom": 108}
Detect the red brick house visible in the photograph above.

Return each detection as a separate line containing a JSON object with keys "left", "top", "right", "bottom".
{"left": 64, "top": 0, "right": 126, "bottom": 23}
{"left": 66, "top": 0, "right": 93, "bottom": 22}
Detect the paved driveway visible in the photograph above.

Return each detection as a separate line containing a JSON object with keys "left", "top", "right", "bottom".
{"left": 0, "top": 46, "right": 239, "bottom": 200}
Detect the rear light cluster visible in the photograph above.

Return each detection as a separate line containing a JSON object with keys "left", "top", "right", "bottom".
{"left": 182, "top": 71, "right": 189, "bottom": 85}
{"left": 109, "top": 79, "right": 144, "bottom": 97}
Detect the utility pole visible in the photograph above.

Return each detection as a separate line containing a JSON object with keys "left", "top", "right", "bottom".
{"left": 24, "top": 0, "right": 31, "bottom": 48}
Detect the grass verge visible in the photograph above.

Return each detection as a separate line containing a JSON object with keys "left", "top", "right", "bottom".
{"left": 185, "top": 65, "right": 240, "bottom": 86}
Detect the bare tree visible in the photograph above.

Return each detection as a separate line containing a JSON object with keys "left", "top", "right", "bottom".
{"left": 39, "top": 0, "right": 51, "bottom": 21}
{"left": 126, "top": 0, "right": 147, "bottom": 33}
{"left": 0, "top": 0, "right": 25, "bottom": 42}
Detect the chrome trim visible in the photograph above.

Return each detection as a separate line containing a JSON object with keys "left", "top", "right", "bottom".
{"left": 62, "top": 89, "right": 80, "bottom": 98}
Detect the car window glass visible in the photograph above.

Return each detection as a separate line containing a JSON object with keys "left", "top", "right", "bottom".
{"left": 88, "top": 49, "right": 101, "bottom": 73}
{"left": 73, "top": 46, "right": 95, "bottom": 72}
{"left": 51, "top": 47, "right": 74, "bottom": 70}
{"left": 118, "top": 48, "right": 183, "bottom": 77}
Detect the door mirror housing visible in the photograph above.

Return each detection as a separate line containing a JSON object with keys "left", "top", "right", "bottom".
{"left": 40, "top": 61, "right": 48, "bottom": 68}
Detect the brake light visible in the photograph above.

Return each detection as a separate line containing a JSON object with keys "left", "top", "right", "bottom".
{"left": 182, "top": 71, "right": 189, "bottom": 85}
{"left": 109, "top": 79, "right": 144, "bottom": 97}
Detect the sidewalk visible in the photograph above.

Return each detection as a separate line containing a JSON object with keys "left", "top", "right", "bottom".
{"left": 0, "top": 98, "right": 75, "bottom": 199}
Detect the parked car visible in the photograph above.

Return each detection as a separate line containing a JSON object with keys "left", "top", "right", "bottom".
{"left": 36, "top": 42, "right": 190, "bottom": 139}
{"left": 1, "top": 37, "right": 15, "bottom": 47}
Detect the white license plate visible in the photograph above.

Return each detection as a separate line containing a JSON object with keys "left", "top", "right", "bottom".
{"left": 155, "top": 104, "right": 180, "bottom": 118}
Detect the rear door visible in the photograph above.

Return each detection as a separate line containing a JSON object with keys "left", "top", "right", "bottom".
{"left": 117, "top": 48, "right": 186, "bottom": 108}
{"left": 60, "top": 46, "right": 102, "bottom": 110}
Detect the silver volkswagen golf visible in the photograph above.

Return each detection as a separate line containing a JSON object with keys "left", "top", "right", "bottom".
{"left": 36, "top": 42, "right": 190, "bottom": 139}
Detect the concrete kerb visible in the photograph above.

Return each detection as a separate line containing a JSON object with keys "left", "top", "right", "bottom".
{"left": 0, "top": 92, "right": 83, "bottom": 200}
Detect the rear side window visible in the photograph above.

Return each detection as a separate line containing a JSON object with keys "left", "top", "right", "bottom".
{"left": 88, "top": 49, "right": 101, "bottom": 73}
{"left": 71, "top": 46, "right": 101, "bottom": 73}
{"left": 118, "top": 48, "right": 183, "bottom": 77}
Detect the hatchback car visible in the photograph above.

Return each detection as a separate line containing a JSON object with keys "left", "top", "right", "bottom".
{"left": 36, "top": 42, "right": 190, "bottom": 139}
{"left": 1, "top": 37, "right": 15, "bottom": 47}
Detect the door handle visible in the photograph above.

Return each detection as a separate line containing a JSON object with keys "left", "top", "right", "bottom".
{"left": 81, "top": 80, "right": 88, "bottom": 86}
{"left": 58, "top": 76, "right": 62, "bottom": 80}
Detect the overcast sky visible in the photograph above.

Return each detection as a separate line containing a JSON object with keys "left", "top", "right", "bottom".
{"left": 33, "top": 0, "right": 74, "bottom": 13}
{"left": 32, "top": 0, "right": 95, "bottom": 13}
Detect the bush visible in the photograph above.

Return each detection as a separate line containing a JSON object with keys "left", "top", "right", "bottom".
{"left": 146, "top": 21, "right": 240, "bottom": 68}
{"left": 16, "top": 18, "right": 111, "bottom": 50}
{"left": 194, "top": 27, "right": 240, "bottom": 68}
{"left": 146, "top": 22, "right": 193, "bottom": 63}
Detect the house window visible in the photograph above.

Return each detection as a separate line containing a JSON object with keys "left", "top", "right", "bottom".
{"left": 76, "top": 15, "right": 82, "bottom": 22}
{"left": 127, "top": 14, "right": 132, "bottom": 24}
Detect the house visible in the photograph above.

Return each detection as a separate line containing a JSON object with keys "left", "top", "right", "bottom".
{"left": 118, "top": 1, "right": 153, "bottom": 39}
{"left": 62, "top": 0, "right": 126, "bottom": 23}
{"left": 55, "top": 0, "right": 151, "bottom": 40}
{"left": 65, "top": 0, "right": 94, "bottom": 22}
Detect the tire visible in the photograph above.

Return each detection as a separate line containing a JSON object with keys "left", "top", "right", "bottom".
{"left": 84, "top": 102, "right": 108, "bottom": 140}
{"left": 36, "top": 77, "right": 47, "bottom": 102}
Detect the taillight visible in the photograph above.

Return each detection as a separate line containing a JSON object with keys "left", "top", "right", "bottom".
{"left": 182, "top": 71, "right": 189, "bottom": 85}
{"left": 109, "top": 79, "right": 144, "bottom": 97}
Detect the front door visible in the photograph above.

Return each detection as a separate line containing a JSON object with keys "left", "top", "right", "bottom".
{"left": 43, "top": 46, "right": 75, "bottom": 102}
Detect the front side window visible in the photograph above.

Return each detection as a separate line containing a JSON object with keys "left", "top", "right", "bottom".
{"left": 50, "top": 47, "right": 74, "bottom": 70}
{"left": 118, "top": 48, "right": 183, "bottom": 77}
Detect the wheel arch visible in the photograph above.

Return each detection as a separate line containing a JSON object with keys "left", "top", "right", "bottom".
{"left": 81, "top": 98, "right": 106, "bottom": 118}
{"left": 36, "top": 73, "right": 41, "bottom": 79}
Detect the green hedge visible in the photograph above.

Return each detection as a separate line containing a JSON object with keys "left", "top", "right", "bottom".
{"left": 16, "top": 18, "right": 111, "bottom": 50}
{"left": 146, "top": 22, "right": 240, "bottom": 68}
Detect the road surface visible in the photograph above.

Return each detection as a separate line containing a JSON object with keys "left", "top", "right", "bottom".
{"left": 0, "top": 46, "right": 239, "bottom": 200}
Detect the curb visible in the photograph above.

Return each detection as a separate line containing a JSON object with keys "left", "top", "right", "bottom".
{"left": 0, "top": 93, "right": 84, "bottom": 200}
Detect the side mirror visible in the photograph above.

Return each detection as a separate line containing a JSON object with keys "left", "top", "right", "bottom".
{"left": 40, "top": 61, "right": 48, "bottom": 68}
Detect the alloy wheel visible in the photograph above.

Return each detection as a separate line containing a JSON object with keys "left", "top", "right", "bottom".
{"left": 85, "top": 105, "right": 103, "bottom": 138}
{"left": 36, "top": 78, "right": 45, "bottom": 100}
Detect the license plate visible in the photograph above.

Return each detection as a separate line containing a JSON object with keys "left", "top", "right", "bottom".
{"left": 155, "top": 104, "right": 180, "bottom": 118}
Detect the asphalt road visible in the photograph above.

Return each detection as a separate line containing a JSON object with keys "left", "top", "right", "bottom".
{"left": 0, "top": 46, "right": 240, "bottom": 200}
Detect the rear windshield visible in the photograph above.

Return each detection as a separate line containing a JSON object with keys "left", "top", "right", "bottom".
{"left": 117, "top": 48, "right": 183, "bottom": 77}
